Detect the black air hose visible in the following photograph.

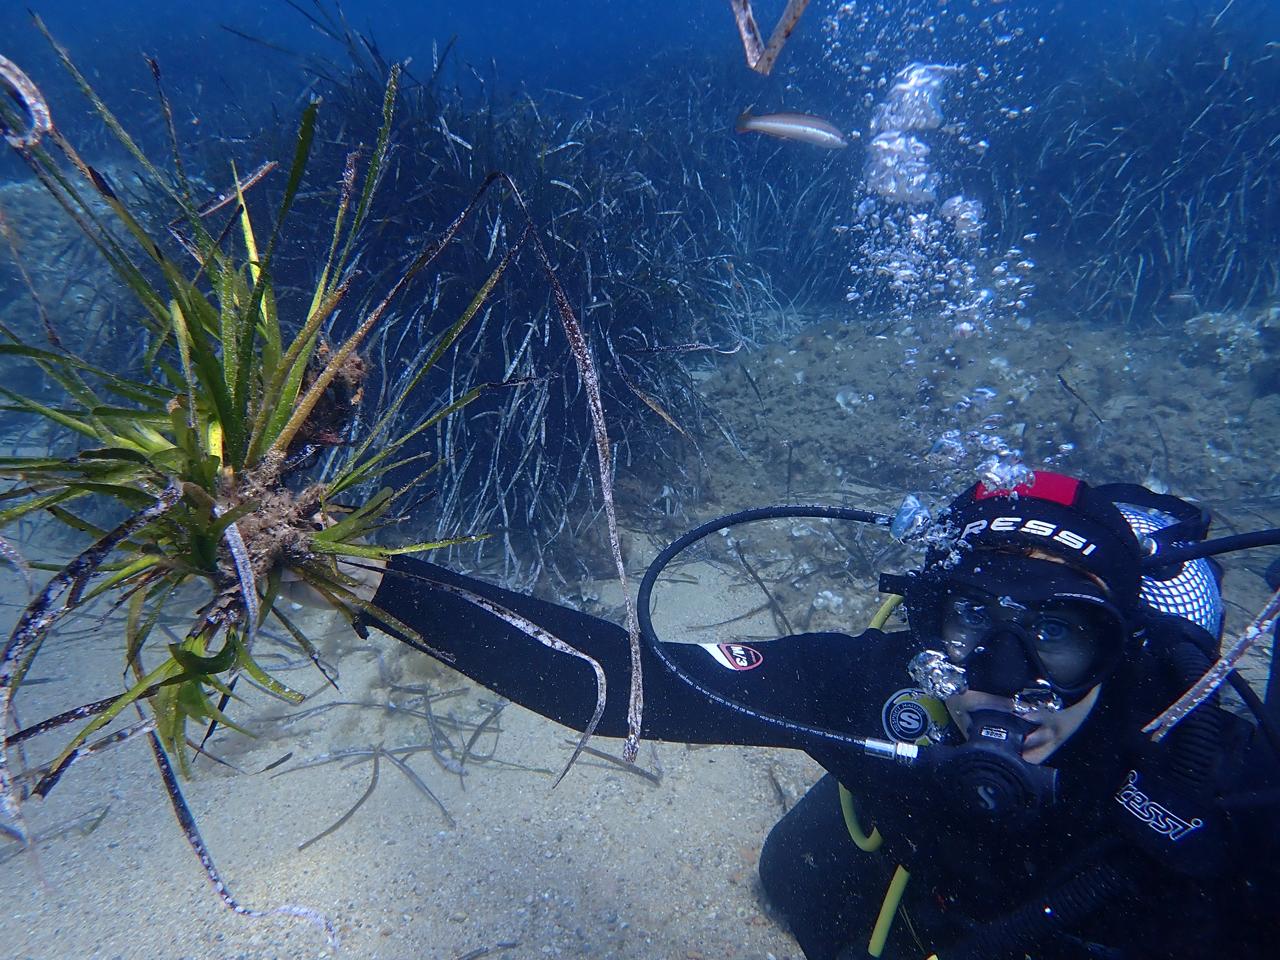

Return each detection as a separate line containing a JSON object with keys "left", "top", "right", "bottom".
{"left": 1227, "top": 670, "right": 1280, "bottom": 758}
{"left": 945, "top": 858, "right": 1131, "bottom": 960}
{"left": 1162, "top": 640, "right": 1225, "bottom": 794}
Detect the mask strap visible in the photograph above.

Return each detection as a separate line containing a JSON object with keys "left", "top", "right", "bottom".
{"left": 1094, "top": 482, "right": 1211, "bottom": 547}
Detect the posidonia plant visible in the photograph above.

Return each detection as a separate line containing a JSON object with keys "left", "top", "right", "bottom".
{"left": 0, "top": 21, "right": 642, "bottom": 938}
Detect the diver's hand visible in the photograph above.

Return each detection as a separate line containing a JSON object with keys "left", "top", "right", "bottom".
{"left": 278, "top": 557, "right": 387, "bottom": 609}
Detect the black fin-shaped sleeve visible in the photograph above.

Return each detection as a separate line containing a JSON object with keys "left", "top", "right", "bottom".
{"left": 362, "top": 555, "right": 878, "bottom": 749}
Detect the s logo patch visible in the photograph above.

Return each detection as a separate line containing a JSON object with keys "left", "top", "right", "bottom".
{"left": 881, "top": 688, "right": 946, "bottom": 744}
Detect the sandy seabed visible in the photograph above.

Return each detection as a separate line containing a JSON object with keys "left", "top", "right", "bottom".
{"left": 0, "top": 546, "right": 823, "bottom": 960}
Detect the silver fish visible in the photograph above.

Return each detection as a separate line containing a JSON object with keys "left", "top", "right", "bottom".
{"left": 735, "top": 110, "right": 848, "bottom": 149}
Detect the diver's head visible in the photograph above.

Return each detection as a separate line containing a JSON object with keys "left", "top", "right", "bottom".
{"left": 904, "top": 471, "right": 1145, "bottom": 711}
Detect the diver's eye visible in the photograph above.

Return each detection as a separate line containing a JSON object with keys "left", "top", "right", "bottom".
{"left": 1033, "top": 617, "right": 1074, "bottom": 644}
{"left": 952, "top": 599, "right": 989, "bottom": 628}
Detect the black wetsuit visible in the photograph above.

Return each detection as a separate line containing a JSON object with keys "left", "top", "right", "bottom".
{"left": 366, "top": 555, "right": 1280, "bottom": 960}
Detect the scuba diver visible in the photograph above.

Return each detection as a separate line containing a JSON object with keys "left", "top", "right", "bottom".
{"left": 332, "top": 470, "right": 1280, "bottom": 959}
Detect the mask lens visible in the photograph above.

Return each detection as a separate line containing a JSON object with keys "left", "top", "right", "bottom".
{"left": 1028, "top": 604, "right": 1109, "bottom": 687}
{"left": 939, "top": 589, "right": 1114, "bottom": 689}
{"left": 940, "top": 595, "right": 989, "bottom": 661}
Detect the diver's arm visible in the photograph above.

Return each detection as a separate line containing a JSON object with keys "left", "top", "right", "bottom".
{"left": 361, "top": 554, "right": 816, "bottom": 747}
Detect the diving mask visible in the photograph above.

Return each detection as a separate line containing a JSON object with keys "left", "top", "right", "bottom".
{"left": 905, "top": 553, "right": 1129, "bottom": 706}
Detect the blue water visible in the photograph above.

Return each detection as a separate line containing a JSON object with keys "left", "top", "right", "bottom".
{"left": 3, "top": 2, "right": 734, "bottom": 114}
{"left": 9, "top": 2, "right": 1272, "bottom": 150}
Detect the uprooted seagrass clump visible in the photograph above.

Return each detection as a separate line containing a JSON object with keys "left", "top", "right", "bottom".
{"left": 0, "top": 24, "right": 643, "bottom": 939}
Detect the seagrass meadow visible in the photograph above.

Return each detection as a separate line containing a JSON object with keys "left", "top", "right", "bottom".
{"left": 0, "top": 1, "right": 1278, "bottom": 958}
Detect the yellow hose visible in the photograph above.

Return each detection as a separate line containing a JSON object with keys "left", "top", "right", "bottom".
{"left": 868, "top": 864, "right": 911, "bottom": 957}
{"left": 838, "top": 783, "right": 882, "bottom": 852}
{"left": 839, "top": 595, "right": 901, "bottom": 852}
{"left": 860, "top": 595, "right": 911, "bottom": 956}
{"left": 869, "top": 594, "right": 903, "bottom": 631}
